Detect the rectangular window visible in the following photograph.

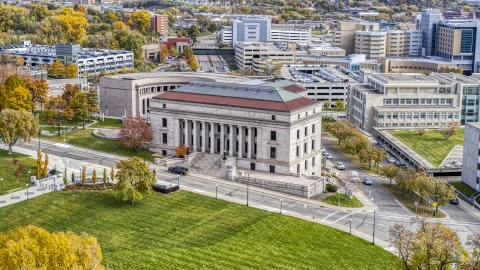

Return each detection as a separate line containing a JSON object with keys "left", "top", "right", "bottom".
{"left": 245, "top": 128, "right": 248, "bottom": 136}
{"left": 296, "top": 146, "right": 299, "bottom": 156}
{"left": 312, "top": 140, "right": 315, "bottom": 150}
{"left": 270, "top": 147, "right": 276, "bottom": 159}
{"left": 305, "top": 160, "right": 308, "bottom": 170}
{"left": 312, "top": 124, "right": 315, "bottom": 133}
{"left": 297, "top": 130, "right": 300, "bottom": 139}
{"left": 305, "top": 127, "right": 308, "bottom": 136}
{"left": 312, "top": 157, "right": 316, "bottom": 166}
{"left": 162, "top": 118, "right": 167, "bottom": 127}
{"left": 304, "top": 142, "right": 307, "bottom": 153}
{"left": 270, "top": 165, "right": 275, "bottom": 173}
{"left": 162, "top": 133, "right": 167, "bottom": 144}
{"left": 271, "top": 131, "right": 276, "bottom": 141}
{"left": 272, "top": 115, "right": 276, "bottom": 120}
{"left": 297, "top": 164, "right": 300, "bottom": 173}
{"left": 163, "top": 103, "right": 166, "bottom": 108}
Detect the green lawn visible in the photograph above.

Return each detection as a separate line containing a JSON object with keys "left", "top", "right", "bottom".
{"left": 0, "top": 191, "right": 399, "bottom": 269}
{"left": 381, "top": 184, "right": 446, "bottom": 218}
{"left": 42, "top": 129, "right": 157, "bottom": 162}
{"left": 322, "top": 193, "right": 364, "bottom": 208}
{"left": 89, "top": 117, "right": 122, "bottom": 129}
{"left": 388, "top": 129, "right": 464, "bottom": 167}
{"left": 36, "top": 110, "right": 96, "bottom": 128}
{"left": 449, "top": 181, "right": 476, "bottom": 197}
{"left": 0, "top": 149, "right": 37, "bottom": 194}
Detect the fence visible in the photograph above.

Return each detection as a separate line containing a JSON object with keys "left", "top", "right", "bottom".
{"left": 237, "top": 176, "right": 328, "bottom": 198}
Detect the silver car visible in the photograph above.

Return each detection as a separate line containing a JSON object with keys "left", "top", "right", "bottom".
{"left": 336, "top": 162, "right": 345, "bottom": 170}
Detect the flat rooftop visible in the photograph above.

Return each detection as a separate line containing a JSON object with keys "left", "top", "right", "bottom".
{"left": 432, "top": 73, "right": 479, "bottom": 84}
{"left": 371, "top": 74, "right": 441, "bottom": 85}
{"left": 104, "top": 72, "right": 252, "bottom": 84}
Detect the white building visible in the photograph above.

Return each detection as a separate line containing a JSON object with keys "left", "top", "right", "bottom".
{"left": 149, "top": 81, "right": 323, "bottom": 176}
{"left": 235, "top": 42, "right": 295, "bottom": 70}
{"left": 221, "top": 27, "right": 232, "bottom": 45}
{"left": 462, "top": 122, "right": 480, "bottom": 190}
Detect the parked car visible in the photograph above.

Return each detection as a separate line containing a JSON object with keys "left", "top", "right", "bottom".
{"left": 363, "top": 177, "right": 372, "bottom": 185}
{"left": 388, "top": 157, "right": 397, "bottom": 163}
{"left": 449, "top": 198, "right": 459, "bottom": 205}
{"left": 324, "top": 153, "right": 333, "bottom": 159}
{"left": 336, "top": 162, "right": 345, "bottom": 170}
{"left": 350, "top": 171, "right": 360, "bottom": 181}
{"left": 167, "top": 166, "right": 189, "bottom": 175}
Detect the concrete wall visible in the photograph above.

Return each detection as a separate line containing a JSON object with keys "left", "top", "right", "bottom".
{"left": 462, "top": 123, "right": 480, "bottom": 190}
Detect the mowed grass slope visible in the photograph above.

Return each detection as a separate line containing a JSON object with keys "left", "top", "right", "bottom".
{"left": 0, "top": 149, "right": 37, "bottom": 193}
{"left": 388, "top": 129, "right": 464, "bottom": 167}
{"left": 0, "top": 191, "right": 399, "bottom": 270}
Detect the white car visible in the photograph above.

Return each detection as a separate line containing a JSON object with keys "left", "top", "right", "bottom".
{"left": 336, "top": 162, "right": 345, "bottom": 170}
{"left": 388, "top": 157, "right": 397, "bottom": 163}
{"left": 324, "top": 153, "right": 333, "bottom": 159}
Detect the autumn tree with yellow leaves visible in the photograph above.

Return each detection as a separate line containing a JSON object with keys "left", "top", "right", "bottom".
{"left": 0, "top": 225, "right": 104, "bottom": 269}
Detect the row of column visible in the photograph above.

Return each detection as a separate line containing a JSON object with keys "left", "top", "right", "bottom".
{"left": 178, "top": 119, "right": 255, "bottom": 158}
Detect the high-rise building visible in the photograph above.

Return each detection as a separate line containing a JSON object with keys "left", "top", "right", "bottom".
{"left": 421, "top": 9, "right": 441, "bottom": 57}
{"left": 150, "top": 14, "right": 169, "bottom": 36}
{"left": 333, "top": 21, "right": 379, "bottom": 55}
{"left": 232, "top": 18, "right": 271, "bottom": 48}
{"left": 353, "top": 29, "right": 422, "bottom": 58}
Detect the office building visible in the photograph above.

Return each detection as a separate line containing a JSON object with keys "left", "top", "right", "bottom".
{"left": 333, "top": 21, "right": 380, "bottom": 55}
{"left": 462, "top": 122, "right": 480, "bottom": 190}
{"left": 232, "top": 18, "right": 271, "bottom": 47}
{"left": 354, "top": 29, "right": 422, "bottom": 58}
{"left": 348, "top": 73, "right": 461, "bottom": 133}
{"left": 149, "top": 81, "right": 323, "bottom": 176}
{"left": 150, "top": 14, "right": 169, "bottom": 36}
{"left": 421, "top": 9, "right": 442, "bottom": 57}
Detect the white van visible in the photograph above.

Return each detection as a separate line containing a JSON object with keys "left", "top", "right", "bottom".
{"left": 350, "top": 171, "right": 360, "bottom": 181}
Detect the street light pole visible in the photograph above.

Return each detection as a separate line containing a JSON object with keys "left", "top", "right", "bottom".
{"left": 434, "top": 179, "right": 438, "bottom": 216}
{"left": 304, "top": 203, "right": 306, "bottom": 216}
{"left": 26, "top": 184, "right": 29, "bottom": 200}
{"left": 280, "top": 198, "right": 283, "bottom": 214}
{"left": 215, "top": 184, "right": 218, "bottom": 199}
{"left": 349, "top": 214, "right": 352, "bottom": 235}
{"left": 63, "top": 125, "right": 66, "bottom": 147}
{"left": 0, "top": 178, "right": 3, "bottom": 195}
{"left": 372, "top": 210, "right": 376, "bottom": 245}
{"left": 247, "top": 173, "right": 250, "bottom": 206}
{"left": 37, "top": 113, "right": 40, "bottom": 151}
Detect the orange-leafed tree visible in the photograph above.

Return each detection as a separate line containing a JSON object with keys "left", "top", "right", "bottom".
{"left": 118, "top": 116, "right": 152, "bottom": 153}
{"left": 175, "top": 144, "right": 187, "bottom": 157}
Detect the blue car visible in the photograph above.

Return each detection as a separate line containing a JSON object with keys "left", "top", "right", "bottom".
{"left": 363, "top": 178, "right": 372, "bottom": 185}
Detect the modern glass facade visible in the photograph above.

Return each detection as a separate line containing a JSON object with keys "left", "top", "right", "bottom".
{"left": 56, "top": 43, "right": 81, "bottom": 65}
{"left": 461, "top": 85, "right": 480, "bottom": 124}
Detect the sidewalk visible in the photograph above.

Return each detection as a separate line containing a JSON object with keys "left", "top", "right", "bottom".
{"left": 0, "top": 185, "right": 53, "bottom": 208}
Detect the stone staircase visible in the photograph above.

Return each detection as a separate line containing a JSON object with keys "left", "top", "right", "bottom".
{"left": 192, "top": 153, "right": 221, "bottom": 174}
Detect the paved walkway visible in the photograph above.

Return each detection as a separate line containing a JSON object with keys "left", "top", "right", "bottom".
{"left": 0, "top": 185, "right": 54, "bottom": 208}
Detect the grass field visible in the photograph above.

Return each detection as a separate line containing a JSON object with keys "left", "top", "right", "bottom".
{"left": 0, "top": 191, "right": 399, "bottom": 270}
{"left": 449, "top": 181, "right": 477, "bottom": 197}
{"left": 42, "top": 129, "right": 157, "bottom": 162}
{"left": 388, "top": 129, "right": 464, "bottom": 167}
{"left": 322, "top": 193, "right": 364, "bottom": 207}
{"left": 381, "top": 184, "right": 446, "bottom": 218}
{"left": 89, "top": 117, "right": 122, "bottom": 129}
{"left": 0, "top": 149, "right": 37, "bottom": 194}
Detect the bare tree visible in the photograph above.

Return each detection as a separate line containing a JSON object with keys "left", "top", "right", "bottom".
{"left": 464, "top": 233, "right": 480, "bottom": 270}
{"left": 389, "top": 223, "right": 417, "bottom": 270}
{"left": 335, "top": 171, "right": 360, "bottom": 199}
{"left": 439, "top": 121, "right": 459, "bottom": 140}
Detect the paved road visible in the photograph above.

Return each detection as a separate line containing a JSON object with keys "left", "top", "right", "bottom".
{"left": 7, "top": 138, "right": 480, "bottom": 246}
{"left": 197, "top": 55, "right": 213, "bottom": 73}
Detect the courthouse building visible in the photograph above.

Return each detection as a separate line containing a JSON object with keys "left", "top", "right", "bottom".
{"left": 149, "top": 81, "right": 323, "bottom": 175}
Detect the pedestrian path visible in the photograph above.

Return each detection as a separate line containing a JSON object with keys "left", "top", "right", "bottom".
{"left": 0, "top": 186, "right": 53, "bottom": 208}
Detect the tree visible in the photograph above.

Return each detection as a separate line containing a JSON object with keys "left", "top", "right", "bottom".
{"left": 66, "top": 63, "right": 78, "bottom": 79}
{"left": 63, "top": 167, "right": 68, "bottom": 186}
{"left": 36, "top": 150, "right": 43, "bottom": 179}
{"left": 29, "top": 4, "right": 54, "bottom": 22}
{"left": 56, "top": 8, "right": 89, "bottom": 43}
{"left": 40, "top": 150, "right": 49, "bottom": 179}
{"left": 112, "top": 21, "right": 126, "bottom": 31}
{"left": 388, "top": 223, "right": 417, "bottom": 270}
{"left": 81, "top": 166, "right": 86, "bottom": 187}
{"left": 103, "top": 168, "right": 107, "bottom": 187}
{"left": 336, "top": 171, "right": 360, "bottom": 199}
{"left": 464, "top": 233, "right": 480, "bottom": 269}
{"left": 406, "top": 171, "right": 423, "bottom": 199}
{"left": 329, "top": 121, "right": 353, "bottom": 145}
{"left": 394, "top": 167, "right": 416, "bottom": 196}
{"left": 188, "top": 25, "right": 200, "bottom": 37}
{"left": 344, "top": 131, "right": 369, "bottom": 156}
{"left": 0, "top": 225, "right": 104, "bottom": 269}
{"left": 92, "top": 169, "right": 97, "bottom": 187}
{"left": 358, "top": 147, "right": 374, "bottom": 170}
{"left": 419, "top": 177, "right": 456, "bottom": 215}
{"left": 118, "top": 116, "right": 153, "bottom": 153}
{"left": 0, "top": 110, "right": 39, "bottom": 154}
{"left": 335, "top": 99, "right": 345, "bottom": 111}
{"left": 382, "top": 163, "right": 400, "bottom": 187}
{"left": 48, "top": 60, "right": 66, "bottom": 78}
{"left": 43, "top": 95, "right": 72, "bottom": 133}
{"left": 110, "top": 166, "right": 114, "bottom": 184}
{"left": 261, "top": 59, "right": 282, "bottom": 77}
{"left": 24, "top": 77, "right": 48, "bottom": 111}
{"left": 0, "top": 74, "right": 34, "bottom": 111}
{"left": 175, "top": 144, "right": 187, "bottom": 157}
{"left": 371, "top": 147, "right": 387, "bottom": 173}
{"left": 439, "top": 125, "right": 455, "bottom": 140}
{"left": 62, "top": 84, "right": 81, "bottom": 104}
{"left": 159, "top": 43, "right": 169, "bottom": 64}
{"left": 127, "top": 10, "right": 151, "bottom": 33}
{"left": 114, "top": 156, "right": 156, "bottom": 205}
{"left": 169, "top": 46, "right": 179, "bottom": 58}
{"left": 70, "top": 91, "right": 89, "bottom": 129}
{"left": 207, "top": 22, "right": 218, "bottom": 33}
{"left": 323, "top": 100, "right": 331, "bottom": 112}
{"left": 188, "top": 57, "right": 199, "bottom": 71}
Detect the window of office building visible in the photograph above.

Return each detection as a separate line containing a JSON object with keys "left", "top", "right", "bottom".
{"left": 270, "top": 147, "right": 276, "bottom": 159}
{"left": 271, "top": 131, "right": 276, "bottom": 141}
{"left": 162, "top": 118, "right": 167, "bottom": 127}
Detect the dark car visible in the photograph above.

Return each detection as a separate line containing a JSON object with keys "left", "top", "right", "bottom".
{"left": 168, "top": 166, "right": 189, "bottom": 175}
{"left": 449, "top": 198, "right": 459, "bottom": 205}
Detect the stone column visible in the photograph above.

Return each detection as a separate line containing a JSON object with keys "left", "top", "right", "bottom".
{"left": 220, "top": 123, "right": 224, "bottom": 154}
{"left": 192, "top": 120, "right": 197, "bottom": 152}
{"left": 228, "top": 124, "right": 233, "bottom": 156}
{"left": 210, "top": 123, "right": 214, "bottom": 154}
{"left": 238, "top": 126, "right": 243, "bottom": 158}
{"left": 201, "top": 121, "right": 206, "bottom": 152}
{"left": 184, "top": 120, "right": 189, "bottom": 147}
{"left": 178, "top": 118, "right": 183, "bottom": 145}
{"left": 247, "top": 127, "right": 252, "bottom": 159}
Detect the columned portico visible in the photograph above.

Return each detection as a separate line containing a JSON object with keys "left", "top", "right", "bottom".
{"left": 238, "top": 126, "right": 243, "bottom": 158}
{"left": 192, "top": 120, "right": 197, "bottom": 151}
{"left": 201, "top": 121, "right": 206, "bottom": 152}
{"left": 228, "top": 125, "right": 233, "bottom": 156}
{"left": 220, "top": 124, "right": 224, "bottom": 154}
{"left": 184, "top": 120, "right": 189, "bottom": 147}
{"left": 247, "top": 127, "right": 252, "bottom": 159}
{"left": 209, "top": 123, "right": 214, "bottom": 154}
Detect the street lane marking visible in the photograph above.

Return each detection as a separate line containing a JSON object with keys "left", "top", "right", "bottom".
{"left": 333, "top": 213, "right": 352, "bottom": 223}
{"left": 193, "top": 189, "right": 205, "bottom": 193}
{"left": 323, "top": 211, "right": 339, "bottom": 220}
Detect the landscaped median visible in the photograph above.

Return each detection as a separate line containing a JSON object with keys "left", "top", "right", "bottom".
{"left": 322, "top": 192, "right": 364, "bottom": 208}
{"left": 0, "top": 190, "right": 400, "bottom": 269}
{"left": 381, "top": 184, "right": 446, "bottom": 218}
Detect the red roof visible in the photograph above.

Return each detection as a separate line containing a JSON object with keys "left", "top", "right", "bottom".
{"left": 153, "top": 92, "right": 317, "bottom": 112}
{"left": 282, "top": 84, "right": 306, "bottom": 93}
